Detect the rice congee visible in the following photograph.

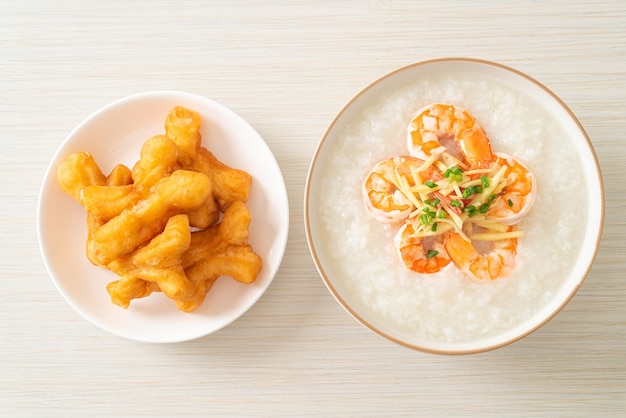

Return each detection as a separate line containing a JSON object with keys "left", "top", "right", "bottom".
{"left": 316, "top": 72, "right": 586, "bottom": 343}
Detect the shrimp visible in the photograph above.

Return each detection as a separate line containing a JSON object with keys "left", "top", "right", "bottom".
{"left": 488, "top": 152, "right": 537, "bottom": 225}
{"left": 362, "top": 156, "right": 424, "bottom": 223}
{"left": 444, "top": 229, "right": 518, "bottom": 281}
{"left": 407, "top": 103, "right": 493, "bottom": 169}
{"left": 394, "top": 221, "right": 451, "bottom": 274}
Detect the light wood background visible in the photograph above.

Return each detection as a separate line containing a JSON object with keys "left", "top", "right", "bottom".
{"left": 1, "top": 1, "right": 624, "bottom": 416}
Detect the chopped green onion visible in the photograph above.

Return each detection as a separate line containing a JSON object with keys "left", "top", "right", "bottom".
{"left": 489, "top": 194, "right": 497, "bottom": 203}
{"left": 462, "top": 185, "right": 483, "bottom": 198}
{"left": 508, "top": 198, "right": 514, "bottom": 207}
{"left": 421, "top": 208, "right": 436, "bottom": 219}
{"left": 463, "top": 205, "right": 480, "bottom": 218}
{"left": 450, "top": 200, "right": 462, "bottom": 208}
{"left": 424, "top": 198, "right": 440, "bottom": 207}
{"left": 444, "top": 166, "right": 464, "bottom": 182}
{"left": 480, "top": 175, "right": 490, "bottom": 188}
{"left": 426, "top": 250, "right": 439, "bottom": 259}
{"left": 431, "top": 222, "right": 438, "bottom": 232}
{"left": 425, "top": 181, "right": 438, "bottom": 188}
{"left": 419, "top": 214, "right": 431, "bottom": 225}
{"left": 437, "top": 211, "right": 447, "bottom": 219}
{"left": 479, "top": 203, "right": 490, "bottom": 213}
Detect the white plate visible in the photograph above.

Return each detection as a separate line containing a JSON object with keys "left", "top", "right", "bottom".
{"left": 38, "top": 91, "right": 289, "bottom": 343}
{"left": 305, "top": 58, "right": 604, "bottom": 354}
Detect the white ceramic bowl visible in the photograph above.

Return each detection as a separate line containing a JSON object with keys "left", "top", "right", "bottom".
{"left": 38, "top": 91, "right": 289, "bottom": 343}
{"left": 305, "top": 58, "right": 604, "bottom": 354}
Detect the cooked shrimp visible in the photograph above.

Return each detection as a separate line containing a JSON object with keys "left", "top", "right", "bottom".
{"left": 407, "top": 103, "right": 493, "bottom": 169}
{"left": 444, "top": 228, "right": 518, "bottom": 280}
{"left": 362, "top": 156, "right": 425, "bottom": 223}
{"left": 394, "top": 221, "right": 451, "bottom": 274}
{"left": 488, "top": 153, "right": 537, "bottom": 225}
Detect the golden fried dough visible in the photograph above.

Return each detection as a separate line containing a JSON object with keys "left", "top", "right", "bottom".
{"left": 175, "top": 201, "right": 262, "bottom": 312}
{"left": 88, "top": 170, "right": 212, "bottom": 265}
{"left": 176, "top": 245, "right": 261, "bottom": 313}
{"left": 165, "top": 106, "right": 251, "bottom": 210}
{"left": 57, "top": 152, "right": 106, "bottom": 202}
{"left": 165, "top": 106, "right": 201, "bottom": 167}
{"left": 131, "top": 135, "right": 179, "bottom": 191}
{"left": 192, "top": 147, "right": 252, "bottom": 210}
{"left": 165, "top": 106, "right": 221, "bottom": 228}
{"left": 81, "top": 184, "right": 136, "bottom": 221}
{"left": 187, "top": 245, "right": 262, "bottom": 285}
{"left": 182, "top": 201, "right": 252, "bottom": 267}
{"left": 107, "top": 214, "right": 194, "bottom": 306}
{"left": 81, "top": 136, "right": 180, "bottom": 222}
{"left": 106, "top": 278, "right": 160, "bottom": 310}
{"left": 56, "top": 105, "right": 262, "bottom": 312}
{"left": 106, "top": 164, "right": 133, "bottom": 186}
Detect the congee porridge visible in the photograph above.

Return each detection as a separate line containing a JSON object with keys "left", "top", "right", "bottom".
{"left": 316, "top": 71, "right": 587, "bottom": 343}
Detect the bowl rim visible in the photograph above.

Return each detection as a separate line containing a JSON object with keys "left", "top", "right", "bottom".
{"left": 304, "top": 57, "right": 605, "bottom": 355}
{"left": 37, "top": 90, "right": 290, "bottom": 343}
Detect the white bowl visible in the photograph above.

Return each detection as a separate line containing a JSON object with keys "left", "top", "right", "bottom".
{"left": 305, "top": 58, "right": 604, "bottom": 354}
{"left": 38, "top": 91, "right": 289, "bottom": 343}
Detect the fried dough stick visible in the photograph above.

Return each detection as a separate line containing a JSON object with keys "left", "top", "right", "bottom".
{"left": 176, "top": 201, "right": 262, "bottom": 312}
{"left": 57, "top": 152, "right": 107, "bottom": 202}
{"left": 164, "top": 106, "right": 220, "bottom": 228}
{"left": 106, "top": 214, "right": 193, "bottom": 307}
{"left": 106, "top": 203, "right": 262, "bottom": 312}
{"left": 88, "top": 170, "right": 212, "bottom": 265}
{"left": 56, "top": 152, "right": 133, "bottom": 264}
{"left": 80, "top": 135, "right": 179, "bottom": 221}
{"left": 165, "top": 106, "right": 252, "bottom": 211}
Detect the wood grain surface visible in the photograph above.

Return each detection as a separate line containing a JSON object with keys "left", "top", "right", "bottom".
{"left": 1, "top": 1, "right": 624, "bottom": 416}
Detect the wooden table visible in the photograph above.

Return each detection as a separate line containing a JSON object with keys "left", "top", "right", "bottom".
{"left": 2, "top": 1, "right": 624, "bottom": 416}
